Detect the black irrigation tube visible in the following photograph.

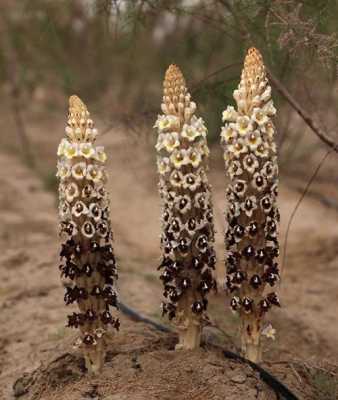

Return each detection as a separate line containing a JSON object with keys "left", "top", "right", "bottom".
{"left": 119, "top": 301, "right": 300, "bottom": 400}
{"left": 222, "top": 350, "right": 299, "bottom": 400}
{"left": 118, "top": 301, "right": 172, "bottom": 333}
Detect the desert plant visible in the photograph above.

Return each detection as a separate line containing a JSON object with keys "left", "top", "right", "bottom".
{"left": 221, "top": 48, "right": 280, "bottom": 363}
{"left": 57, "top": 95, "right": 119, "bottom": 373}
{"left": 155, "top": 65, "right": 216, "bottom": 350}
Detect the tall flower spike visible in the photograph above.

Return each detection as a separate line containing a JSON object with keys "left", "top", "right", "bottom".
{"left": 57, "top": 95, "right": 119, "bottom": 373}
{"left": 221, "top": 48, "right": 280, "bottom": 363}
{"left": 155, "top": 65, "right": 216, "bottom": 350}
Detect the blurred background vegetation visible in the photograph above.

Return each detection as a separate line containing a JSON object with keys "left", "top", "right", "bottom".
{"left": 0, "top": 0, "right": 337, "bottom": 177}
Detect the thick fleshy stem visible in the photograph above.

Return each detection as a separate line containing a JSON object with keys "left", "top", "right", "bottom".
{"left": 57, "top": 95, "right": 119, "bottom": 373}
{"left": 155, "top": 65, "right": 216, "bottom": 350}
{"left": 221, "top": 48, "right": 280, "bottom": 363}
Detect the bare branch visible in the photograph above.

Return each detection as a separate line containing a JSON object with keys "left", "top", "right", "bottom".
{"left": 267, "top": 69, "right": 338, "bottom": 152}
{"left": 0, "top": 20, "right": 36, "bottom": 167}
{"left": 190, "top": 62, "right": 240, "bottom": 93}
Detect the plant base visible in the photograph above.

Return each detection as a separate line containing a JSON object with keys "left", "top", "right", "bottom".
{"left": 176, "top": 322, "right": 201, "bottom": 350}
{"left": 84, "top": 346, "right": 105, "bottom": 374}
{"left": 241, "top": 318, "right": 262, "bottom": 363}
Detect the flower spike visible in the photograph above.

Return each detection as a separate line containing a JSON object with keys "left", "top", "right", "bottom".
{"left": 221, "top": 48, "right": 280, "bottom": 363}
{"left": 57, "top": 96, "right": 119, "bottom": 373}
{"left": 155, "top": 65, "right": 216, "bottom": 350}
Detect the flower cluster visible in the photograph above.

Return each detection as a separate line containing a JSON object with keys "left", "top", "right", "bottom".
{"left": 221, "top": 48, "right": 280, "bottom": 362}
{"left": 155, "top": 65, "right": 216, "bottom": 350}
{"left": 57, "top": 95, "right": 119, "bottom": 373}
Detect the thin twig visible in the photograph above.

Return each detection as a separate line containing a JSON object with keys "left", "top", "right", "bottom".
{"left": 190, "top": 62, "right": 240, "bottom": 93}
{"left": 0, "top": 20, "right": 35, "bottom": 167}
{"left": 281, "top": 149, "right": 333, "bottom": 276}
{"left": 267, "top": 69, "right": 338, "bottom": 152}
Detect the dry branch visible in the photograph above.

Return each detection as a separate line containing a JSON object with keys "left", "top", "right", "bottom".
{"left": 0, "top": 22, "right": 35, "bottom": 167}
{"left": 267, "top": 69, "right": 338, "bottom": 152}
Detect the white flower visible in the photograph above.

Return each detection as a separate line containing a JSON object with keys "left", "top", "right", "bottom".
{"left": 186, "top": 147, "right": 202, "bottom": 168}
{"left": 175, "top": 195, "right": 192, "bottom": 214}
{"left": 262, "top": 121, "right": 275, "bottom": 139}
{"left": 260, "top": 194, "right": 273, "bottom": 213}
{"left": 261, "top": 161, "right": 275, "bottom": 179}
{"left": 229, "top": 138, "right": 248, "bottom": 157}
{"left": 96, "top": 221, "right": 109, "bottom": 238}
{"left": 94, "top": 328, "right": 105, "bottom": 339}
{"left": 157, "top": 157, "right": 170, "bottom": 174}
{"left": 85, "top": 127, "right": 98, "bottom": 142}
{"left": 233, "top": 180, "right": 247, "bottom": 197}
{"left": 95, "top": 146, "right": 107, "bottom": 163}
{"left": 170, "top": 149, "right": 187, "bottom": 169}
{"left": 190, "top": 116, "right": 207, "bottom": 137}
{"left": 194, "top": 192, "right": 207, "bottom": 209}
{"left": 228, "top": 160, "right": 243, "bottom": 179}
{"left": 71, "top": 162, "right": 87, "bottom": 180}
{"left": 222, "top": 106, "right": 238, "bottom": 122}
{"left": 252, "top": 95, "right": 261, "bottom": 108}
{"left": 58, "top": 182, "right": 67, "bottom": 197}
{"left": 59, "top": 220, "right": 78, "bottom": 238}
{"left": 89, "top": 203, "right": 102, "bottom": 221}
{"left": 65, "top": 126, "right": 74, "bottom": 138}
{"left": 59, "top": 202, "right": 71, "bottom": 219}
{"left": 228, "top": 201, "right": 241, "bottom": 217}
{"left": 243, "top": 154, "right": 259, "bottom": 173}
{"left": 160, "top": 207, "right": 172, "bottom": 224}
{"left": 169, "top": 170, "right": 183, "bottom": 188}
{"left": 65, "top": 182, "right": 79, "bottom": 203}
{"left": 72, "top": 200, "right": 89, "bottom": 218}
{"left": 81, "top": 221, "right": 95, "bottom": 238}
{"left": 252, "top": 107, "right": 269, "bottom": 126}
{"left": 154, "top": 115, "right": 180, "bottom": 132}
{"left": 263, "top": 100, "right": 276, "bottom": 116}
{"left": 252, "top": 172, "right": 267, "bottom": 192}
{"left": 64, "top": 143, "right": 79, "bottom": 159}
{"left": 181, "top": 124, "right": 200, "bottom": 142}
{"left": 200, "top": 169, "right": 209, "bottom": 185}
{"left": 270, "top": 141, "right": 277, "bottom": 154}
{"left": 262, "top": 323, "right": 276, "bottom": 340}
{"left": 197, "top": 142, "right": 210, "bottom": 158}
{"left": 223, "top": 151, "right": 230, "bottom": 163}
{"left": 261, "top": 86, "right": 271, "bottom": 102}
{"left": 86, "top": 164, "right": 103, "bottom": 182}
{"left": 168, "top": 216, "right": 183, "bottom": 238}
{"left": 164, "top": 190, "right": 176, "bottom": 210}
{"left": 57, "top": 138, "right": 69, "bottom": 156}
{"left": 220, "top": 124, "right": 237, "bottom": 143}
{"left": 241, "top": 195, "right": 258, "bottom": 217}
{"left": 259, "top": 79, "right": 268, "bottom": 91}
{"left": 164, "top": 132, "right": 180, "bottom": 152}
{"left": 236, "top": 116, "right": 252, "bottom": 136}
{"left": 73, "top": 127, "right": 82, "bottom": 141}
{"left": 182, "top": 172, "right": 201, "bottom": 191}
{"left": 233, "top": 88, "right": 245, "bottom": 102}
{"left": 56, "top": 161, "right": 71, "bottom": 179}
{"left": 185, "top": 217, "right": 198, "bottom": 236}
{"left": 245, "top": 130, "right": 262, "bottom": 150}
{"left": 188, "top": 100, "right": 197, "bottom": 114}
{"left": 255, "top": 142, "right": 269, "bottom": 158}
{"left": 95, "top": 184, "right": 106, "bottom": 200}
{"left": 155, "top": 133, "right": 166, "bottom": 152}
{"left": 79, "top": 143, "right": 95, "bottom": 158}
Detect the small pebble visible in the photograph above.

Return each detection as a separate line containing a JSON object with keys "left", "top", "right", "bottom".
{"left": 229, "top": 370, "right": 247, "bottom": 384}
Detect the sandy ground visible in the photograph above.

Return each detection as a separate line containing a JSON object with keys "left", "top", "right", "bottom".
{"left": 0, "top": 115, "right": 338, "bottom": 399}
